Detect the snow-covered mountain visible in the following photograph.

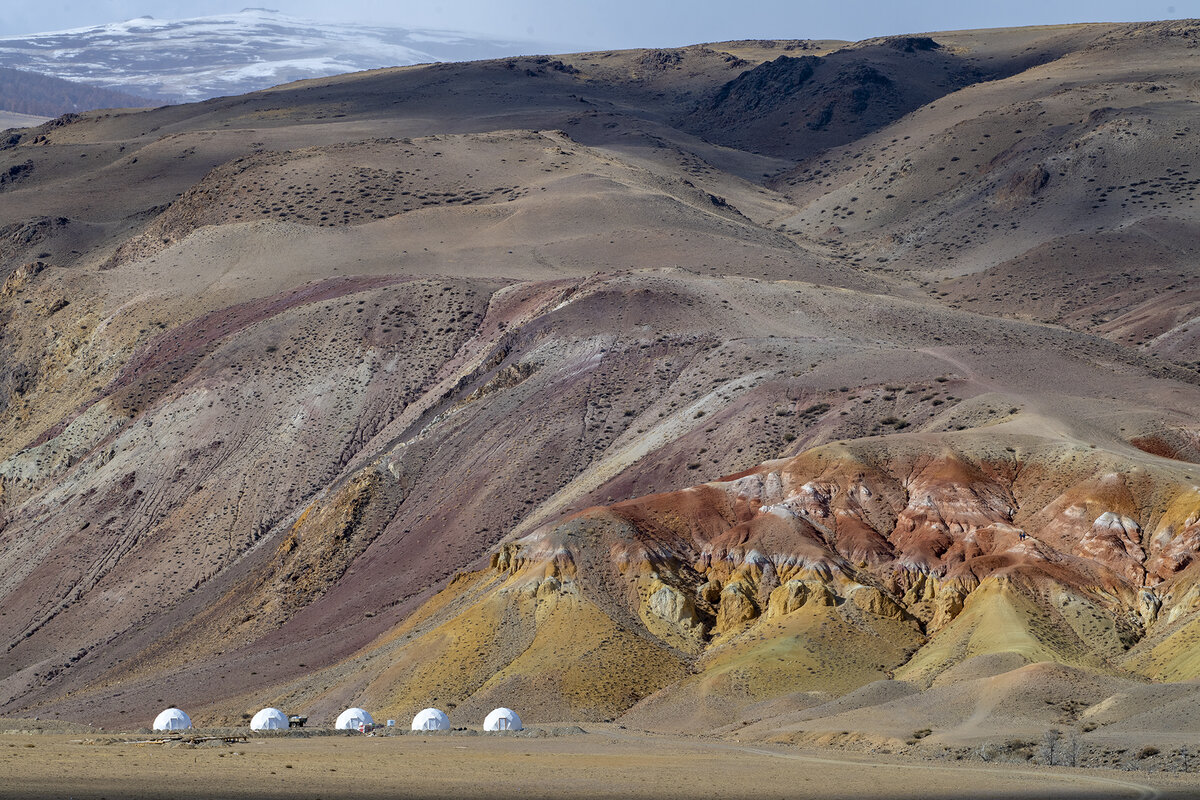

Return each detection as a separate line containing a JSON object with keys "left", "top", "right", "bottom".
{"left": 0, "top": 9, "right": 551, "bottom": 103}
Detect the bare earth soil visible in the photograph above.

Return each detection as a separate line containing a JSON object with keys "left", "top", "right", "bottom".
{"left": 0, "top": 728, "right": 1195, "bottom": 800}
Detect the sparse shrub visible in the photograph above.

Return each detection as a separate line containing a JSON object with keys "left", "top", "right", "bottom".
{"left": 1062, "top": 729, "right": 1080, "bottom": 767}
{"left": 1040, "top": 729, "right": 1061, "bottom": 765}
{"left": 980, "top": 739, "right": 1037, "bottom": 763}
{"left": 1138, "top": 746, "right": 1160, "bottom": 760}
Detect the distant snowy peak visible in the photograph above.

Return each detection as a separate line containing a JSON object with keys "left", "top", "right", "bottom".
{"left": 0, "top": 9, "right": 547, "bottom": 103}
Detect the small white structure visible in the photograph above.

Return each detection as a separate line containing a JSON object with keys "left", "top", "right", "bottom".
{"left": 152, "top": 707, "right": 192, "bottom": 731}
{"left": 483, "top": 707, "right": 522, "bottom": 731}
{"left": 335, "top": 707, "right": 374, "bottom": 731}
{"left": 411, "top": 707, "right": 450, "bottom": 731}
{"left": 250, "top": 707, "right": 288, "bottom": 731}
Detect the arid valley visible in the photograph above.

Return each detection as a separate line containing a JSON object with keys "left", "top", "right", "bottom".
{"left": 4, "top": 18, "right": 1200, "bottom": 799}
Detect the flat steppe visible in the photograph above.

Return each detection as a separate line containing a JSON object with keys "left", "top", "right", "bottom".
{"left": 1, "top": 726, "right": 1196, "bottom": 800}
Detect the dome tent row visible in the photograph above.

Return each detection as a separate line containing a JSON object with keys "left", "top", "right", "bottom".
{"left": 409, "top": 706, "right": 522, "bottom": 731}
{"left": 154, "top": 706, "right": 290, "bottom": 731}
{"left": 154, "top": 705, "right": 522, "bottom": 731}
{"left": 350, "top": 706, "right": 521, "bottom": 731}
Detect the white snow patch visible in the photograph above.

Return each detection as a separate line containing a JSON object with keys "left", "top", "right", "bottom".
{"left": 0, "top": 10, "right": 543, "bottom": 102}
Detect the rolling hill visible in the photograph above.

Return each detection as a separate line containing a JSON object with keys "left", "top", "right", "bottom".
{"left": 1, "top": 21, "right": 1200, "bottom": 761}
{"left": 0, "top": 67, "right": 152, "bottom": 118}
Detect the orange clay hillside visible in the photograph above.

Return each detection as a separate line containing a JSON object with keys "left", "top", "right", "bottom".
{"left": 184, "top": 425, "right": 1200, "bottom": 733}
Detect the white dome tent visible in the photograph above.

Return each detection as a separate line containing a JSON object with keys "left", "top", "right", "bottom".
{"left": 483, "top": 707, "right": 522, "bottom": 731}
{"left": 411, "top": 707, "right": 450, "bottom": 731}
{"left": 335, "top": 707, "right": 374, "bottom": 731}
{"left": 250, "top": 707, "right": 288, "bottom": 731}
{"left": 152, "top": 707, "right": 192, "bottom": 731}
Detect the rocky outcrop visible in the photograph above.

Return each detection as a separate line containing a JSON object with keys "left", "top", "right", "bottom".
{"left": 1078, "top": 511, "right": 1148, "bottom": 586}
{"left": 929, "top": 586, "right": 967, "bottom": 631}
{"left": 995, "top": 164, "right": 1050, "bottom": 207}
{"left": 714, "top": 581, "right": 759, "bottom": 632}
{"left": 641, "top": 579, "right": 707, "bottom": 651}
{"left": 0, "top": 260, "right": 45, "bottom": 297}
{"left": 768, "top": 579, "right": 836, "bottom": 616}
{"left": 849, "top": 584, "right": 906, "bottom": 620}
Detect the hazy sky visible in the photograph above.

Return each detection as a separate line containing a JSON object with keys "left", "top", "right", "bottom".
{"left": 0, "top": 1, "right": 1193, "bottom": 48}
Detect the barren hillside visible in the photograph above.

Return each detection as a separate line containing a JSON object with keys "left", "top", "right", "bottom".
{"left": 2, "top": 21, "right": 1200, "bottom": 757}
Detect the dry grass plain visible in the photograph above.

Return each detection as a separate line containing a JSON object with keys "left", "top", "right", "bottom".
{"left": 1, "top": 727, "right": 1196, "bottom": 800}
